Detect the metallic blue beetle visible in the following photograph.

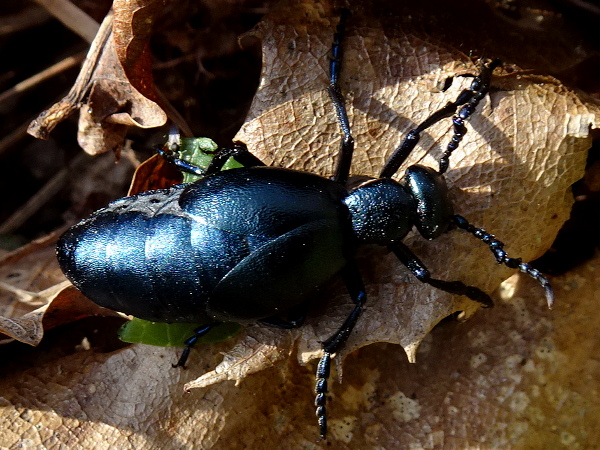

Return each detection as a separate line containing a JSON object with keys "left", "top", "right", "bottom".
{"left": 56, "top": 11, "right": 553, "bottom": 438}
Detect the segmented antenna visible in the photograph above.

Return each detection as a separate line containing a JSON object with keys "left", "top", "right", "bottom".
{"left": 452, "top": 215, "right": 555, "bottom": 308}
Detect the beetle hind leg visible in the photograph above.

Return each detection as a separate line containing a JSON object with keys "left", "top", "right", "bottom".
{"left": 314, "top": 262, "right": 366, "bottom": 439}
{"left": 159, "top": 140, "right": 266, "bottom": 177}
{"left": 205, "top": 142, "right": 266, "bottom": 175}
{"left": 173, "top": 322, "right": 221, "bottom": 368}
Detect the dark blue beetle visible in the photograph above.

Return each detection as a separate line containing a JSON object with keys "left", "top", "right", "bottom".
{"left": 56, "top": 11, "right": 553, "bottom": 438}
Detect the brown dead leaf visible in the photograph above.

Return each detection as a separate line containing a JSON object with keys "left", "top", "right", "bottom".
{"left": 112, "top": 0, "right": 164, "bottom": 103}
{"left": 186, "top": 0, "right": 599, "bottom": 392}
{"left": 0, "top": 233, "right": 64, "bottom": 319}
{"left": 1, "top": 239, "right": 598, "bottom": 448}
{"left": 0, "top": 232, "right": 119, "bottom": 346}
{"left": 127, "top": 153, "right": 183, "bottom": 194}
{"left": 28, "top": 9, "right": 167, "bottom": 155}
{"left": 76, "top": 14, "right": 167, "bottom": 155}
{"left": 6, "top": 0, "right": 600, "bottom": 446}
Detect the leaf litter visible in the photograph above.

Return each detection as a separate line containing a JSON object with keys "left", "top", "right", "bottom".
{"left": 2, "top": 0, "right": 600, "bottom": 447}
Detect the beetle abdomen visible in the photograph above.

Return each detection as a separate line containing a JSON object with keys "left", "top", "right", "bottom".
{"left": 56, "top": 186, "right": 259, "bottom": 323}
{"left": 57, "top": 167, "right": 355, "bottom": 324}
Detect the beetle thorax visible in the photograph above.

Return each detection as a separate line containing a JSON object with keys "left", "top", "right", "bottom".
{"left": 343, "top": 178, "right": 416, "bottom": 244}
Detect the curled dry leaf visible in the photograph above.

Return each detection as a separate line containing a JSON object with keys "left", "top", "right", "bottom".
{"left": 28, "top": 8, "right": 167, "bottom": 155}
{"left": 0, "top": 232, "right": 119, "bottom": 346}
{"left": 0, "top": 234, "right": 65, "bottom": 336}
{"left": 0, "top": 285, "right": 119, "bottom": 346}
{"left": 112, "top": 0, "right": 164, "bottom": 103}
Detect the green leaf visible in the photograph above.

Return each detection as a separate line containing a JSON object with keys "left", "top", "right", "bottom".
{"left": 119, "top": 319, "right": 242, "bottom": 347}
{"left": 178, "top": 137, "right": 244, "bottom": 183}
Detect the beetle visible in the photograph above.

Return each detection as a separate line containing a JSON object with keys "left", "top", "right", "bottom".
{"left": 56, "top": 10, "right": 553, "bottom": 438}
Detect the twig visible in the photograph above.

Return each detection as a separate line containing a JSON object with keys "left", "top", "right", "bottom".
{"left": 0, "top": 153, "right": 90, "bottom": 234}
{"left": 0, "top": 51, "right": 86, "bottom": 105}
{"left": 33, "top": 0, "right": 99, "bottom": 43}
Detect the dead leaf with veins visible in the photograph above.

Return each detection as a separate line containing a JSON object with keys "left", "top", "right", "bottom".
{"left": 4, "top": 0, "right": 600, "bottom": 447}
{"left": 186, "top": 0, "right": 598, "bottom": 393}
{"left": 28, "top": 6, "right": 168, "bottom": 155}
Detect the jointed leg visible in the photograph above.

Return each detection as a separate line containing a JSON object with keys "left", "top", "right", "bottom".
{"left": 315, "top": 261, "right": 366, "bottom": 439}
{"left": 174, "top": 322, "right": 221, "bottom": 368}
{"left": 205, "top": 142, "right": 266, "bottom": 175}
{"left": 328, "top": 9, "right": 355, "bottom": 186}
{"left": 158, "top": 146, "right": 207, "bottom": 177}
{"left": 159, "top": 141, "right": 266, "bottom": 177}
{"left": 379, "top": 59, "right": 501, "bottom": 179}
{"left": 389, "top": 241, "right": 494, "bottom": 307}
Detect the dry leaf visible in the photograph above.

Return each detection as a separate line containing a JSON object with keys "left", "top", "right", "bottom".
{"left": 5, "top": 0, "right": 600, "bottom": 446}
{"left": 188, "top": 0, "right": 599, "bottom": 390}
{"left": 0, "top": 233, "right": 121, "bottom": 346}
{"left": 28, "top": 8, "right": 167, "bottom": 155}
{"left": 1, "top": 229, "right": 599, "bottom": 448}
{"left": 112, "top": 0, "right": 164, "bottom": 102}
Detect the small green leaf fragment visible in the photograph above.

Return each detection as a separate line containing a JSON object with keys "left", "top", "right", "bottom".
{"left": 178, "top": 137, "right": 244, "bottom": 183}
{"left": 119, "top": 319, "right": 242, "bottom": 347}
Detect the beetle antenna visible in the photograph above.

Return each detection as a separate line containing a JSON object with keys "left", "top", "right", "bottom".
{"left": 452, "top": 215, "right": 554, "bottom": 308}
{"left": 379, "top": 58, "right": 501, "bottom": 179}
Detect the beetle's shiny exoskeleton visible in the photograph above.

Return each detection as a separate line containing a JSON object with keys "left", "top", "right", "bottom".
{"left": 57, "top": 10, "right": 553, "bottom": 439}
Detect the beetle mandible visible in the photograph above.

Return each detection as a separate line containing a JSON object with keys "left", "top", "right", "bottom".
{"left": 56, "top": 10, "right": 554, "bottom": 439}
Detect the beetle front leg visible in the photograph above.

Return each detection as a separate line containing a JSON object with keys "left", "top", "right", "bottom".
{"left": 389, "top": 241, "right": 494, "bottom": 307}
{"left": 205, "top": 142, "right": 266, "bottom": 175}
{"left": 315, "top": 261, "right": 366, "bottom": 439}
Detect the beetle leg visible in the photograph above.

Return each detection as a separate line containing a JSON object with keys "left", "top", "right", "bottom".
{"left": 173, "top": 322, "right": 221, "bottom": 369}
{"left": 452, "top": 215, "right": 555, "bottom": 308}
{"left": 315, "top": 261, "right": 366, "bottom": 439}
{"left": 389, "top": 241, "right": 494, "bottom": 307}
{"left": 157, "top": 147, "right": 207, "bottom": 176}
{"left": 379, "top": 59, "right": 501, "bottom": 179}
{"left": 328, "top": 9, "right": 355, "bottom": 186}
{"left": 205, "top": 142, "right": 266, "bottom": 175}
